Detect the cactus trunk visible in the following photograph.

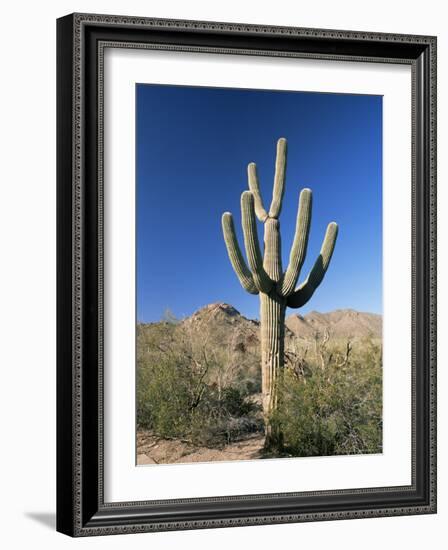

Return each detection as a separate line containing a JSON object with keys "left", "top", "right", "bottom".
{"left": 260, "top": 292, "right": 286, "bottom": 450}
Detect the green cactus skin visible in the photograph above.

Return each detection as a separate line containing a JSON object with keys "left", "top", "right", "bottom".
{"left": 222, "top": 138, "right": 338, "bottom": 450}
{"left": 260, "top": 292, "right": 286, "bottom": 447}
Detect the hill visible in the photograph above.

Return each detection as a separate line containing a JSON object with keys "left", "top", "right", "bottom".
{"left": 174, "top": 302, "right": 381, "bottom": 341}
{"left": 137, "top": 304, "right": 381, "bottom": 372}
{"left": 285, "top": 309, "right": 382, "bottom": 341}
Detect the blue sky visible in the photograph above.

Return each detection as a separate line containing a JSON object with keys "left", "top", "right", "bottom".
{"left": 136, "top": 84, "right": 382, "bottom": 322}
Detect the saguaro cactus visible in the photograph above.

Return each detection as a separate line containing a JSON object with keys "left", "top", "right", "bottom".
{"left": 222, "top": 138, "right": 338, "bottom": 450}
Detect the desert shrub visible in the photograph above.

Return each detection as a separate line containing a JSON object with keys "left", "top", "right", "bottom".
{"left": 272, "top": 338, "right": 382, "bottom": 457}
{"left": 219, "top": 386, "right": 254, "bottom": 416}
{"left": 136, "top": 321, "right": 262, "bottom": 446}
{"left": 240, "top": 377, "right": 262, "bottom": 395}
{"left": 137, "top": 357, "right": 261, "bottom": 445}
{"left": 137, "top": 355, "right": 193, "bottom": 437}
{"left": 191, "top": 386, "right": 262, "bottom": 444}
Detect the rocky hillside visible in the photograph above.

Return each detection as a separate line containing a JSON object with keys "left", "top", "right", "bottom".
{"left": 184, "top": 303, "right": 381, "bottom": 340}
{"left": 286, "top": 309, "right": 382, "bottom": 341}
{"left": 139, "top": 303, "right": 381, "bottom": 350}
{"left": 181, "top": 302, "right": 261, "bottom": 353}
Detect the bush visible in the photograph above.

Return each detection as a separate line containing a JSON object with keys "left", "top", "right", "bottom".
{"left": 137, "top": 355, "right": 193, "bottom": 437}
{"left": 137, "top": 340, "right": 263, "bottom": 445}
{"left": 271, "top": 338, "right": 382, "bottom": 457}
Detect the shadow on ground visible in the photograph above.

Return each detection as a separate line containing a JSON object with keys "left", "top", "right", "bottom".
{"left": 25, "top": 512, "right": 56, "bottom": 530}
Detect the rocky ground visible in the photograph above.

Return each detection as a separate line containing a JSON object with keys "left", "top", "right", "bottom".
{"left": 137, "top": 430, "right": 265, "bottom": 465}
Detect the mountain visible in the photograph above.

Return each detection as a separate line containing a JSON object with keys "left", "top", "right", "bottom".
{"left": 285, "top": 309, "right": 382, "bottom": 341}
{"left": 187, "top": 302, "right": 256, "bottom": 326}
{"left": 148, "top": 303, "right": 382, "bottom": 343}
{"left": 181, "top": 302, "right": 261, "bottom": 352}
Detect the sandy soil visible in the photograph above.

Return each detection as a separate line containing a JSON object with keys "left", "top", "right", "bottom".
{"left": 137, "top": 430, "right": 265, "bottom": 465}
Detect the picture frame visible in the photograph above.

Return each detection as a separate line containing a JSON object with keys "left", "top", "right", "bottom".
{"left": 56, "top": 12, "right": 437, "bottom": 536}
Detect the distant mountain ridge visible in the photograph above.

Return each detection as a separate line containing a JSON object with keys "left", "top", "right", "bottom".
{"left": 148, "top": 303, "right": 382, "bottom": 341}
{"left": 286, "top": 309, "right": 382, "bottom": 340}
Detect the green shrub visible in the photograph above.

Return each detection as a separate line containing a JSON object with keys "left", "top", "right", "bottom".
{"left": 137, "top": 336, "right": 262, "bottom": 446}
{"left": 137, "top": 355, "right": 193, "bottom": 437}
{"left": 272, "top": 339, "right": 382, "bottom": 457}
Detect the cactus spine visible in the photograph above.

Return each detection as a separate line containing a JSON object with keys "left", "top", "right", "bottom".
{"left": 222, "top": 138, "right": 338, "bottom": 450}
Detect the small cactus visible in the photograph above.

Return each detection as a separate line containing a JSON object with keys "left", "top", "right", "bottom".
{"left": 221, "top": 138, "right": 338, "bottom": 450}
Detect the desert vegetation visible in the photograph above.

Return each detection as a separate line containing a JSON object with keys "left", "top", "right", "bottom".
{"left": 136, "top": 304, "right": 382, "bottom": 463}
{"left": 137, "top": 306, "right": 262, "bottom": 448}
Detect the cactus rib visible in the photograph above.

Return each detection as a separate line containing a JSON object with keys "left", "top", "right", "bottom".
{"left": 241, "top": 191, "right": 272, "bottom": 293}
{"left": 269, "top": 137, "right": 287, "bottom": 218}
{"left": 263, "top": 218, "right": 282, "bottom": 282}
{"left": 277, "top": 188, "right": 312, "bottom": 296}
{"left": 222, "top": 212, "right": 259, "bottom": 294}
{"left": 287, "top": 222, "right": 339, "bottom": 308}
{"left": 247, "top": 162, "right": 269, "bottom": 222}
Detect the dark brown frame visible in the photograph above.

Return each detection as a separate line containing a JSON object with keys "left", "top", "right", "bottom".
{"left": 57, "top": 13, "right": 437, "bottom": 536}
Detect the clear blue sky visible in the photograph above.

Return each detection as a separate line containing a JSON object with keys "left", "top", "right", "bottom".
{"left": 136, "top": 84, "right": 382, "bottom": 322}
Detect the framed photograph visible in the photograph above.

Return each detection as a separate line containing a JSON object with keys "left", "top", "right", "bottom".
{"left": 56, "top": 13, "right": 437, "bottom": 536}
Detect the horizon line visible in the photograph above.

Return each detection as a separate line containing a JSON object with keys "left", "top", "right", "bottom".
{"left": 137, "top": 303, "right": 383, "bottom": 325}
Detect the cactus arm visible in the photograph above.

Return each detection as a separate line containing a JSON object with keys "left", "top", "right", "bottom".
{"left": 277, "top": 188, "right": 312, "bottom": 296}
{"left": 263, "top": 218, "right": 282, "bottom": 282}
{"left": 247, "top": 163, "right": 269, "bottom": 222}
{"left": 241, "top": 191, "right": 273, "bottom": 293}
{"left": 268, "top": 138, "right": 287, "bottom": 219}
{"left": 222, "top": 212, "right": 259, "bottom": 295}
{"left": 287, "top": 222, "right": 338, "bottom": 308}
